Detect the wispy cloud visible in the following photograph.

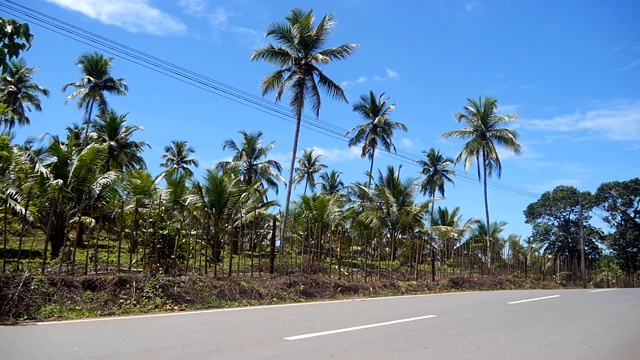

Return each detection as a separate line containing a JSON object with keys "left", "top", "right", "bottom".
{"left": 374, "top": 67, "right": 399, "bottom": 81}
{"left": 311, "top": 146, "right": 361, "bottom": 162}
{"left": 343, "top": 68, "right": 398, "bottom": 87}
{"left": 47, "top": 0, "right": 186, "bottom": 36}
{"left": 464, "top": 2, "right": 477, "bottom": 12}
{"left": 519, "top": 99, "right": 640, "bottom": 141}
{"left": 178, "top": 0, "right": 207, "bottom": 15}
{"left": 400, "top": 138, "right": 415, "bottom": 150}
{"left": 202, "top": 6, "right": 262, "bottom": 46}
{"left": 525, "top": 178, "right": 583, "bottom": 194}
{"left": 619, "top": 59, "right": 640, "bottom": 71}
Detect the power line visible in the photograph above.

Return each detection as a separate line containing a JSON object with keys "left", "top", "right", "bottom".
{"left": 0, "top": 0, "right": 541, "bottom": 199}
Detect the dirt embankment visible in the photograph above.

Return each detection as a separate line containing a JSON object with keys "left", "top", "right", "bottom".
{"left": 0, "top": 272, "right": 562, "bottom": 323}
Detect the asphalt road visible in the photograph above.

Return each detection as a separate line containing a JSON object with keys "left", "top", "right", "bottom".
{"left": 2, "top": 288, "right": 639, "bottom": 359}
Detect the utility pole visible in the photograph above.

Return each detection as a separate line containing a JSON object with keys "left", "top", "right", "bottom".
{"left": 579, "top": 194, "right": 587, "bottom": 289}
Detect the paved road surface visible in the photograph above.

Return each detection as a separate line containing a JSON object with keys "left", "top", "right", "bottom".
{"left": 2, "top": 288, "right": 639, "bottom": 359}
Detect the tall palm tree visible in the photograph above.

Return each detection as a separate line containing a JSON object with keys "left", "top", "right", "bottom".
{"left": 346, "top": 91, "right": 407, "bottom": 188}
{"left": 216, "top": 130, "right": 284, "bottom": 197}
{"left": 63, "top": 51, "right": 128, "bottom": 139}
{"left": 0, "top": 58, "right": 49, "bottom": 129}
{"left": 441, "top": 96, "right": 521, "bottom": 268}
{"left": 293, "top": 149, "right": 327, "bottom": 195}
{"left": 90, "top": 109, "right": 149, "bottom": 172}
{"left": 160, "top": 140, "right": 198, "bottom": 178}
{"left": 417, "top": 148, "right": 456, "bottom": 201}
{"left": 252, "top": 7, "right": 357, "bottom": 247}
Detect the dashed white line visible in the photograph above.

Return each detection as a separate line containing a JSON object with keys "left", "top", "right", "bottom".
{"left": 284, "top": 315, "right": 437, "bottom": 340}
{"left": 508, "top": 295, "right": 560, "bottom": 304}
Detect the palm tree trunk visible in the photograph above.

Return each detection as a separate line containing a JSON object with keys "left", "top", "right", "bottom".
{"left": 16, "top": 187, "right": 32, "bottom": 271}
{"left": 2, "top": 196, "right": 9, "bottom": 273}
{"left": 482, "top": 150, "right": 491, "bottom": 271}
{"left": 281, "top": 103, "right": 304, "bottom": 254}
{"left": 367, "top": 149, "right": 376, "bottom": 188}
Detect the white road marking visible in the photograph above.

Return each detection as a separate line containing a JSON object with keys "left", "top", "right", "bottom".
{"left": 284, "top": 315, "right": 437, "bottom": 340}
{"left": 508, "top": 295, "right": 560, "bottom": 304}
{"left": 590, "top": 289, "right": 616, "bottom": 292}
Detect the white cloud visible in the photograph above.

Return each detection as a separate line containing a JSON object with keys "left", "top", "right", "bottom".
{"left": 356, "top": 76, "right": 367, "bottom": 83}
{"left": 47, "top": 0, "right": 186, "bottom": 35}
{"left": 519, "top": 99, "right": 640, "bottom": 141}
{"left": 465, "top": 2, "right": 476, "bottom": 12}
{"left": 374, "top": 67, "right": 399, "bottom": 81}
{"left": 209, "top": 7, "right": 230, "bottom": 27}
{"left": 498, "top": 103, "right": 520, "bottom": 114}
{"left": 178, "top": 0, "right": 207, "bottom": 15}
{"left": 400, "top": 138, "right": 415, "bottom": 150}
{"left": 311, "top": 146, "right": 361, "bottom": 162}
{"left": 385, "top": 67, "right": 398, "bottom": 79}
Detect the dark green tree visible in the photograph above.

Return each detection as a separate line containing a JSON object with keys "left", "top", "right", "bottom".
{"left": 0, "top": 18, "right": 33, "bottom": 73}
{"left": 524, "top": 186, "right": 603, "bottom": 279}
{"left": 595, "top": 178, "right": 640, "bottom": 285}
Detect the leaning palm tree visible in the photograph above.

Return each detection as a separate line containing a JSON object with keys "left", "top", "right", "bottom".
{"left": 90, "top": 109, "right": 149, "bottom": 172}
{"left": 441, "top": 96, "right": 521, "bottom": 268}
{"left": 416, "top": 148, "right": 456, "bottom": 204}
{"left": 346, "top": 91, "right": 408, "bottom": 188}
{"left": 0, "top": 58, "right": 49, "bottom": 129}
{"left": 160, "top": 140, "right": 198, "bottom": 178}
{"left": 293, "top": 149, "right": 327, "bottom": 195}
{"left": 251, "top": 7, "right": 357, "bottom": 248}
{"left": 216, "top": 130, "right": 284, "bottom": 196}
{"left": 63, "top": 51, "right": 128, "bottom": 139}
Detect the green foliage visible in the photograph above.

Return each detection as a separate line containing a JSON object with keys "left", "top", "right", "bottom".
{"left": 595, "top": 179, "right": 640, "bottom": 276}
{"left": 524, "top": 186, "right": 603, "bottom": 262}
{"left": 0, "top": 18, "right": 33, "bottom": 73}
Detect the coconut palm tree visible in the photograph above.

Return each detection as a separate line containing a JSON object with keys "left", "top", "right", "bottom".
{"left": 293, "top": 149, "right": 327, "bottom": 195}
{"left": 160, "top": 140, "right": 198, "bottom": 178}
{"left": 0, "top": 58, "right": 49, "bottom": 129}
{"left": 442, "top": 96, "right": 521, "bottom": 268}
{"left": 417, "top": 148, "right": 456, "bottom": 201}
{"left": 63, "top": 51, "right": 128, "bottom": 139}
{"left": 191, "top": 168, "right": 244, "bottom": 272}
{"left": 318, "top": 169, "right": 345, "bottom": 196}
{"left": 252, "top": 8, "right": 357, "bottom": 247}
{"left": 216, "top": 130, "right": 284, "bottom": 197}
{"left": 346, "top": 91, "right": 407, "bottom": 188}
{"left": 90, "top": 109, "right": 149, "bottom": 172}
{"left": 357, "top": 165, "right": 429, "bottom": 262}
{"left": 38, "top": 134, "right": 118, "bottom": 259}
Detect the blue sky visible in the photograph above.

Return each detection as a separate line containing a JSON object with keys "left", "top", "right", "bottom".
{"left": 3, "top": 0, "right": 639, "bottom": 239}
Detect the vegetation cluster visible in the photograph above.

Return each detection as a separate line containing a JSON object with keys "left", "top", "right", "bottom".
{"left": 0, "top": 9, "right": 638, "bottom": 321}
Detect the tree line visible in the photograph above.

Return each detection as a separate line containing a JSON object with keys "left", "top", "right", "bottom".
{"left": 0, "top": 10, "right": 637, "bottom": 287}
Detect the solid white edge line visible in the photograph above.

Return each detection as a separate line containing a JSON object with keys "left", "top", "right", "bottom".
{"left": 590, "top": 289, "right": 616, "bottom": 292}
{"left": 284, "top": 315, "right": 437, "bottom": 340}
{"left": 508, "top": 295, "right": 560, "bottom": 304}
